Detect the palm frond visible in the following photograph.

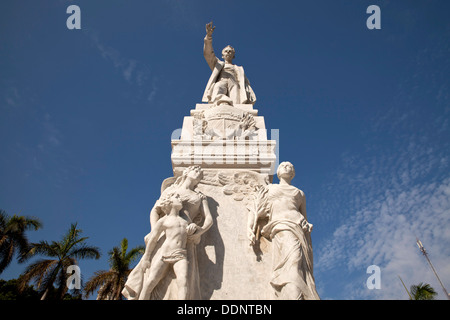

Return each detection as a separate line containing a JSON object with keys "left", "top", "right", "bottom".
{"left": 0, "top": 241, "right": 15, "bottom": 274}
{"left": 69, "top": 244, "right": 101, "bottom": 260}
{"left": 120, "top": 238, "right": 128, "bottom": 260}
{"left": 410, "top": 282, "right": 437, "bottom": 300}
{"left": 0, "top": 210, "right": 7, "bottom": 228}
{"left": 9, "top": 215, "right": 42, "bottom": 232}
{"left": 125, "top": 246, "right": 145, "bottom": 264}
{"left": 18, "top": 259, "right": 59, "bottom": 292}
{"left": 0, "top": 212, "right": 42, "bottom": 272}
{"left": 29, "top": 240, "right": 60, "bottom": 258}
{"left": 84, "top": 270, "right": 118, "bottom": 299}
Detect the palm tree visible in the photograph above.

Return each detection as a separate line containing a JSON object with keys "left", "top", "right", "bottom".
{"left": 0, "top": 210, "right": 42, "bottom": 274}
{"left": 18, "top": 223, "right": 100, "bottom": 300}
{"left": 410, "top": 282, "right": 437, "bottom": 300}
{"left": 84, "top": 238, "right": 144, "bottom": 300}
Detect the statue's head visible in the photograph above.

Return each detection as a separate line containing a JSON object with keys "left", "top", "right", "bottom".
{"left": 183, "top": 165, "right": 204, "bottom": 184}
{"left": 277, "top": 161, "right": 295, "bottom": 181}
{"left": 157, "top": 192, "right": 182, "bottom": 214}
{"left": 222, "top": 45, "right": 235, "bottom": 62}
{"left": 173, "top": 165, "right": 203, "bottom": 189}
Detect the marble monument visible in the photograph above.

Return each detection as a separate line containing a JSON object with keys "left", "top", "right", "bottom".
{"left": 122, "top": 22, "right": 319, "bottom": 300}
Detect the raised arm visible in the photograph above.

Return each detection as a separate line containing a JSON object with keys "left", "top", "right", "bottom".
{"left": 187, "top": 194, "right": 213, "bottom": 244}
{"left": 198, "top": 196, "right": 213, "bottom": 234}
{"left": 149, "top": 189, "right": 170, "bottom": 228}
{"left": 142, "top": 219, "right": 165, "bottom": 264}
{"left": 195, "top": 196, "right": 213, "bottom": 235}
{"left": 204, "top": 21, "right": 218, "bottom": 71}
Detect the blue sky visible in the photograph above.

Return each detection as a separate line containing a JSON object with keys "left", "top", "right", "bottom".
{"left": 1, "top": 0, "right": 449, "bottom": 300}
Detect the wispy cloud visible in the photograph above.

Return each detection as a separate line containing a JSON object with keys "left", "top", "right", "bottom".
{"left": 316, "top": 122, "right": 450, "bottom": 299}
{"left": 315, "top": 34, "right": 450, "bottom": 299}
{"left": 33, "top": 113, "right": 64, "bottom": 174}
{"left": 2, "top": 86, "right": 21, "bottom": 108}
{"left": 40, "top": 113, "right": 62, "bottom": 149}
{"left": 87, "top": 31, "right": 158, "bottom": 103}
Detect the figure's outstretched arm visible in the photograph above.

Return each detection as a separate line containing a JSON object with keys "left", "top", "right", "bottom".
{"left": 149, "top": 190, "right": 170, "bottom": 228}
{"left": 204, "top": 21, "right": 218, "bottom": 70}
{"left": 187, "top": 195, "right": 213, "bottom": 244}
{"left": 149, "top": 205, "right": 160, "bottom": 230}
{"left": 141, "top": 220, "right": 164, "bottom": 268}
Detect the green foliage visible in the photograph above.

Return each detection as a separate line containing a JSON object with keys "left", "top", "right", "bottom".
{"left": 18, "top": 223, "right": 101, "bottom": 300}
{"left": 1, "top": 209, "right": 145, "bottom": 300}
{"left": 84, "top": 238, "right": 144, "bottom": 300}
{"left": 0, "top": 210, "right": 42, "bottom": 274}
{"left": 0, "top": 278, "right": 40, "bottom": 300}
{"left": 410, "top": 283, "right": 437, "bottom": 300}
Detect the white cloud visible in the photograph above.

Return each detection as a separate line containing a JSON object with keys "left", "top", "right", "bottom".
{"left": 316, "top": 147, "right": 450, "bottom": 299}
{"left": 3, "top": 86, "right": 20, "bottom": 108}
{"left": 42, "top": 113, "right": 62, "bottom": 148}
{"left": 315, "top": 100, "right": 450, "bottom": 299}
{"left": 315, "top": 37, "right": 450, "bottom": 298}
{"left": 86, "top": 31, "right": 158, "bottom": 103}
{"left": 123, "top": 59, "right": 137, "bottom": 83}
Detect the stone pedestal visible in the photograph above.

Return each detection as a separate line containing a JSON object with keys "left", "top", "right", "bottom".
{"left": 172, "top": 103, "right": 277, "bottom": 177}
{"left": 170, "top": 103, "right": 278, "bottom": 299}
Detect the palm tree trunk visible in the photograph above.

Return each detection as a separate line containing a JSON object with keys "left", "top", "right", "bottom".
{"left": 40, "top": 288, "right": 49, "bottom": 300}
{"left": 40, "top": 264, "right": 60, "bottom": 300}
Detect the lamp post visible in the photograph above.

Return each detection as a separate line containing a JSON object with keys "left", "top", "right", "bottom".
{"left": 416, "top": 238, "right": 450, "bottom": 300}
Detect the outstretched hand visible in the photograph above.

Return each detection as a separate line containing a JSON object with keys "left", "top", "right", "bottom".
{"left": 206, "top": 21, "right": 215, "bottom": 37}
{"left": 186, "top": 223, "right": 198, "bottom": 236}
{"left": 301, "top": 219, "right": 313, "bottom": 233}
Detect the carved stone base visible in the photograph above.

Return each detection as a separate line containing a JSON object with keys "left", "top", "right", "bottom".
{"left": 168, "top": 102, "right": 280, "bottom": 299}
{"left": 172, "top": 103, "right": 277, "bottom": 180}
{"left": 194, "top": 169, "right": 275, "bottom": 299}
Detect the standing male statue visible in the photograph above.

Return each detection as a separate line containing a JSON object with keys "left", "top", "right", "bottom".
{"left": 202, "top": 21, "right": 256, "bottom": 106}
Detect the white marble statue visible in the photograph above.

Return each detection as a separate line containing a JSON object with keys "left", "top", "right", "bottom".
{"left": 122, "top": 166, "right": 213, "bottom": 300}
{"left": 248, "top": 162, "right": 320, "bottom": 300}
{"left": 138, "top": 193, "right": 193, "bottom": 300}
{"left": 202, "top": 21, "right": 256, "bottom": 106}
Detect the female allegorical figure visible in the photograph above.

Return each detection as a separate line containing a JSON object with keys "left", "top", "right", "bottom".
{"left": 122, "top": 165, "right": 212, "bottom": 300}
{"left": 248, "top": 161, "right": 320, "bottom": 300}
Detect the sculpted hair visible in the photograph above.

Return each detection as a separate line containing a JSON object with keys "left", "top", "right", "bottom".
{"left": 156, "top": 192, "right": 175, "bottom": 214}
{"left": 173, "top": 165, "right": 203, "bottom": 187}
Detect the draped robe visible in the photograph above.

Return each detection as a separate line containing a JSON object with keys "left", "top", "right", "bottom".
{"left": 256, "top": 183, "right": 320, "bottom": 300}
